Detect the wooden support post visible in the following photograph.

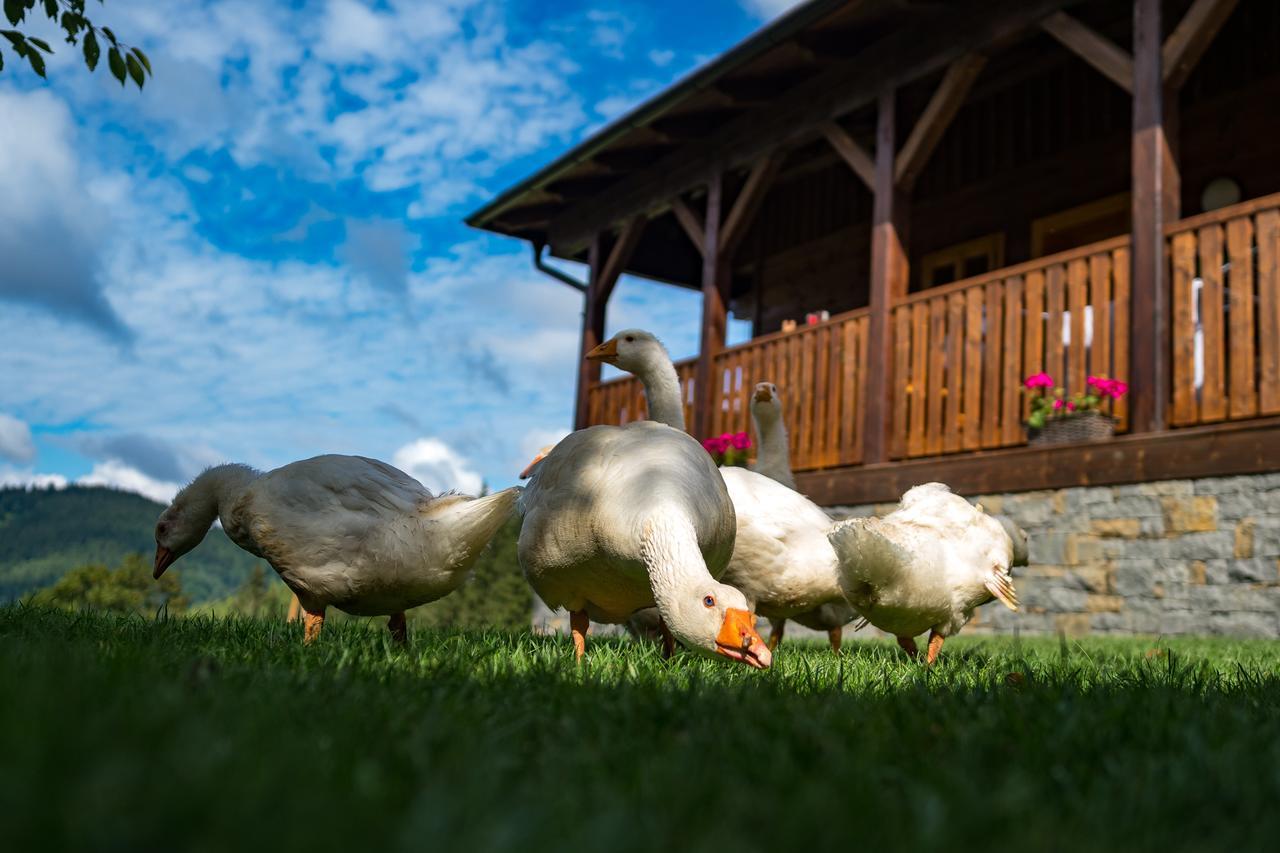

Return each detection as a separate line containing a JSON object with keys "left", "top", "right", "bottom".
{"left": 863, "top": 89, "right": 909, "bottom": 464}
{"left": 572, "top": 218, "right": 646, "bottom": 430}
{"left": 694, "top": 174, "right": 727, "bottom": 440}
{"left": 574, "top": 235, "right": 606, "bottom": 431}
{"left": 1129, "top": 0, "right": 1179, "bottom": 434}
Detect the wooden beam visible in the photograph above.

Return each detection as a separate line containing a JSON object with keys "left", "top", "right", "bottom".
{"left": 594, "top": 215, "right": 646, "bottom": 304}
{"left": 1129, "top": 0, "right": 1178, "bottom": 435}
{"left": 548, "top": 0, "right": 1077, "bottom": 253}
{"left": 668, "top": 197, "right": 705, "bottom": 257}
{"left": 719, "top": 154, "right": 781, "bottom": 262}
{"left": 894, "top": 54, "right": 987, "bottom": 190}
{"left": 820, "top": 121, "right": 875, "bottom": 191}
{"left": 863, "top": 89, "right": 910, "bottom": 466}
{"left": 574, "top": 235, "right": 607, "bottom": 431}
{"left": 1162, "top": 0, "right": 1239, "bottom": 91}
{"left": 795, "top": 418, "right": 1280, "bottom": 506}
{"left": 1040, "top": 11, "right": 1134, "bottom": 93}
{"left": 694, "top": 174, "right": 728, "bottom": 439}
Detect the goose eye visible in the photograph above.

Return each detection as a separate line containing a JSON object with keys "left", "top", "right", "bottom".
{"left": 703, "top": 595, "right": 715, "bottom": 608}
{"left": 624, "top": 335, "right": 635, "bottom": 342}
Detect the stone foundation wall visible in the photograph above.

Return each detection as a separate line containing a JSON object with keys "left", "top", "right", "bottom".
{"left": 830, "top": 472, "right": 1280, "bottom": 638}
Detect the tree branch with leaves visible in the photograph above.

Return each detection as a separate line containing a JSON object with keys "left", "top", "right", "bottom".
{"left": 2, "top": 0, "right": 151, "bottom": 88}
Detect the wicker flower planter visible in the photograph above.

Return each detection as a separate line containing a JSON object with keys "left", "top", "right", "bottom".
{"left": 1028, "top": 411, "right": 1116, "bottom": 446}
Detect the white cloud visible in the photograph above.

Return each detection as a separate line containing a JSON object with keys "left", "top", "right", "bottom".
{"left": 78, "top": 461, "right": 184, "bottom": 505}
{"left": 0, "top": 414, "right": 36, "bottom": 465}
{"left": 740, "top": 0, "right": 805, "bottom": 19}
{"left": 648, "top": 48, "right": 675, "bottom": 67}
{"left": 0, "top": 467, "right": 68, "bottom": 491}
{"left": 392, "top": 438, "right": 484, "bottom": 495}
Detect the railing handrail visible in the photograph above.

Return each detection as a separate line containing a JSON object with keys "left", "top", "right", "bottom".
{"left": 715, "top": 305, "right": 871, "bottom": 357}
{"left": 1164, "top": 190, "right": 1280, "bottom": 236}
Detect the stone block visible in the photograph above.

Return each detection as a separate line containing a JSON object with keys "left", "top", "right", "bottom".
{"left": 1062, "top": 566, "right": 1110, "bottom": 592}
{"left": 1091, "top": 495, "right": 1164, "bottom": 519}
{"left": 1253, "top": 521, "right": 1280, "bottom": 557}
{"left": 1091, "top": 518, "right": 1140, "bottom": 538}
{"left": 1085, "top": 593, "right": 1124, "bottom": 612}
{"left": 1112, "top": 559, "right": 1159, "bottom": 597}
{"left": 1139, "top": 480, "right": 1194, "bottom": 496}
{"left": 1066, "top": 535, "right": 1105, "bottom": 565}
{"left": 1234, "top": 519, "right": 1256, "bottom": 558}
{"left": 1189, "top": 561, "right": 1206, "bottom": 585}
{"left": 1165, "top": 531, "right": 1234, "bottom": 561}
{"left": 1204, "top": 611, "right": 1279, "bottom": 638}
{"left": 1030, "top": 532, "right": 1068, "bottom": 565}
{"left": 1161, "top": 495, "right": 1219, "bottom": 533}
{"left": 1054, "top": 613, "right": 1092, "bottom": 636}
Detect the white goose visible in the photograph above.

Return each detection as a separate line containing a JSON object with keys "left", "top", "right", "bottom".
{"left": 517, "top": 330, "right": 770, "bottom": 668}
{"left": 828, "top": 482, "right": 1018, "bottom": 664}
{"left": 596, "top": 333, "right": 851, "bottom": 656}
{"left": 153, "top": 455, "right": 519, "bottom": 644}
{"left": 746, "top": 382, "right": 859, "bottom": 653}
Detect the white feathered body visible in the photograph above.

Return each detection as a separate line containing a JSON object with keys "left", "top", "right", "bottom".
{"left": 221, "top": 455, "right": 519, "bottom": 616}
{"left": 717, "top": 466, "right": 846, "bottom": 621}
{"left": 517, "top": 421, "right": 736, "bottom": 623}
{"left": 829, "top": 483, "right": 1014, "bottom": 638}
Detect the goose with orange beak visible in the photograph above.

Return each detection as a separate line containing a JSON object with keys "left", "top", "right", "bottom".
{"left": 516, "top": 329, "right": 770, "bottom": 669}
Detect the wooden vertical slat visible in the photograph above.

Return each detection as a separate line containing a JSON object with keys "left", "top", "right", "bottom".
{"left": 824, "top": 325, "right": 842, "bottom": 466}
{"left": 840, "top": 320, "right": 858, "bottom": 464}
{"left": 926, "top": 299, "right": 947, "bottom": 455}
{"left": 1112, "top": 247, "right": 1131, "bottom": 429}
{"left": 855, "top": 316, "right": 869, "bottom": 463}
{"left": 1045, "top": 264, "right": 1066, "bottom": 386}
{"left": 892, "top": 308, "right": 912, "bottom": 458}
{"left": 1067, "top": 258, "right": 1088, "bottom": 394}
{"left": 1089, "top": 251, "right": 1113, "bottom": 383}
{"left": 788, "top": 333, "right": 803, "bottom": 461}
{"left": 1258, "top": 210, "right": 1280, "bottom": 415}
{"left": 799, "top": 331, "right": 817, "bottom": 466}
{"left": 981, "top": 281, "right": 1005, "bottom": 448}
{"left": 1001, "top": 276, "right": 1024, "bottom": 445}
{"left": 908, "top": 303, "right": 930, "bottom": 457}
{"left": 1199, "top": 225, "right": 1227, "bottom": 422}
{"left": 1170, "top": 231, "right": 1199, "bottom": 424}
{"left": 1023, "top": 270, "right": 1045, "bottom": 421}
{"left": 1226, "top": 216, "right": 1256, "bottom": 419}
{"left": 963, "top": 288, "right": 984, "bottom": 451}
{"left": 944, "top": 292, "right": 965, "bottom": 453}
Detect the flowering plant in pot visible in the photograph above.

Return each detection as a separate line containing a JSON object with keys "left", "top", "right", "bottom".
{"left": 1024, "top": 373, "right": 1127, "bottom": 445}
{"left": 702, "top": 431, "right": 752, "bottom": 467}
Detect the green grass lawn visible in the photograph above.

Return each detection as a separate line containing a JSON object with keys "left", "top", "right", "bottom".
{"left": 2, "top": 606, "right": 1279, "bottom": 853}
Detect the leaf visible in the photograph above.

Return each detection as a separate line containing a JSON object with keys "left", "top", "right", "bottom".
{"left": 4, "top": 0, "right": 24, "bottom": 27}
{"left": 131, "top": 46, "right": 149, "bottom": 73}
{"left": 82, "top": 27, "right": 97, "bottom": 69}
{"left": 0, "top": 50, "right": 4, "bottom": 72}
{"left": 1, "top": 28, "right": 23, "bottom": 49}
{"left": 25, "top": 44, "right": 45, "bottom": 77}
{"left": 107, "top": 44, "right": 125, "bottom": 84}
{"left": 101, "top": 25, "right": 116, "bottom": 45}
{"left": 28, "top": 36, "right": 50, "bottom": 52}
{"left": 125, "top": 51, "right": 143, "bottom": 88}
{"left": 42, "top": 0, "right": 55, "bottom": 19}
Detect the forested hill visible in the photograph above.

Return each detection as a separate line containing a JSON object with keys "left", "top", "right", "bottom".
{"left": 0, "top": 486, "right": 260, "bottom": 603}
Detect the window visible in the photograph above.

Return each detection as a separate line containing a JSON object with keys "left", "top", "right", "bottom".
{"left": 920, "top": 233, "right": 1006, "bottom": 288}
{"left": 1031, "top": 193, "right": 1130, "bottom": 258}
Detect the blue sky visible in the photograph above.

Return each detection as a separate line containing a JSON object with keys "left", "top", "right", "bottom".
{"left": 0, "top": 0, "right": 798, "bottom": 501}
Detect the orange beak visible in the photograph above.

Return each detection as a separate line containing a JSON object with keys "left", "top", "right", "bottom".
{"left": 714, "top": 607, "right": 772, "bottom": 669}
{"left": 519, "top": 453, "right": 546, "bottom": 480}
{"left": 585, "top": 338, "right": 618, "bottom": 363}
{"left": 753, "top": 386, "right": 773, "bottom": 402}
{"left": 153, "top": 544, "right": 176, "bottom": 579}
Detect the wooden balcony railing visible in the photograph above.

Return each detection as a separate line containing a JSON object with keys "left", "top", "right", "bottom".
{"left": 584, "top": 192, "right": 1280, "bottom": 471}
{"left": 1168, "top": 194, "right": 1280, "bottom": 426}
{"left": 890, "top": 237, "right": 1131, "bottom": 459}
{"left": 707, "top": 310, "right": 870, "bottom": 471}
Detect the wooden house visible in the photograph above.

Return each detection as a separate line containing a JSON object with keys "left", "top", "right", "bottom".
{"left": 468, "top": 0, "right": 1279, "bottom": 507}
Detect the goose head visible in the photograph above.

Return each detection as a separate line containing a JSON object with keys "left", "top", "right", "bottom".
{"left": 667, "top": 581, "right": 772, "bottom": 669}
{"left": 519, "top": 445, "right": 555, "bottom": 480}
{"left": 153, "top": 480, "right": 218, "bottom": 578}
{"left": 586, "top": 329, "right": 670, "bottom": 375}
{"left": 750, "top": 382, "right": 783, "bottom": 423}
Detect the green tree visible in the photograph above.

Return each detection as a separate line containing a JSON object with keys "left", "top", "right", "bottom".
{"left": 29, "top": 552, "right": 187, "bottom": 614}
{"left": 2, "top": 1, "right": 151, "bottom": 88}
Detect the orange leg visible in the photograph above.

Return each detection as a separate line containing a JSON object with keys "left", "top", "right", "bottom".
{"left": 388, "top": 611, "right": 408, "bottom": 646}
{"left": 570, "top": 609, "right": 589, "bottom": 662}
{"left": 926, "top": 630, "right": 945, "bottom": 665}
{"left": 658, "top": 619, "right": 677, "bottom": 660}
{"left": 286, "top": 594, "right": 301, "bottom": 623}
{"left": 828, "top": 628, "right": 843, "bottom": 654}
{"left": 896, "top": 635, "right": 919, "bottom": 659}
{"left": 767, "top": 619, "right": 786, "bottom": 651}
{"left": 303, "top": 607, "right": 325, "bottom": 644}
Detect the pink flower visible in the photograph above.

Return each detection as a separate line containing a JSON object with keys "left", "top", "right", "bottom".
{"left": 1110, "top": 381, "right": 1128, "bottom": 398}
{"left": 1053, "top": 399, "right": 1066, "bottom": 410}
{"left": 729, "top": 431, "right": 752, "bottom": 450}
{"left": 1066, "top": 401, "right": 1076, "bottom": 411}
{"left": 1024, "top": 372, "right": 1054, "bottom": 390}
{"left": 702, "top": 437, "right": 728, "bottom": 456}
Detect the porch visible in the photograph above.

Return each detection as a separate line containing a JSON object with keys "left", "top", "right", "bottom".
{"left": 585, "top": 192, "right": 1280, "bottom": 502}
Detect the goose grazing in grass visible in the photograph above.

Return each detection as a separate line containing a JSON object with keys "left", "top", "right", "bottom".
{"left": 518, "top": 329, "right": 770, "bottom": 669}
{"left": 153, "top": 456, "right": 519, "bottom": 644}
{"left": 744, "top": 381, "right": 859, "bottom": 653}
{"left": 828, "top": 482, "right": 1018, "bottom": 664}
